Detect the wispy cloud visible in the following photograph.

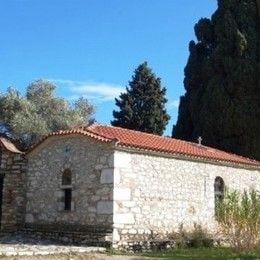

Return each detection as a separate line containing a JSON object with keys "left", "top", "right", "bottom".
{"left": 168, "top": 98, "right": 180, "bottom": 109}
{"left": 48, "top": 78, "right": 124, "bottom": 102}
{"left": 71, "top": 84, "right": 124, "bottom": 101}
{"left": 47, "top": 78, "right": 180, "bottom": 110}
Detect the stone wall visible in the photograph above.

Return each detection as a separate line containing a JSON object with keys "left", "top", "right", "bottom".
{"left": 26, "top": 135, "right": 115, "bottom": 232}
{"left": 24, "top": 135, "right": 260, "bottom": 248}
{"left": 0, "top": 150, "right": 26, "bottom": 231}
{"left": 112, "top": 150, "right": 260, "bottom": 248}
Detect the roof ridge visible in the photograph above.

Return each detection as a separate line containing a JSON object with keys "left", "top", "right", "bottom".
{"left": 189, "top": 143, "right": 255, "bottom": 162}
{"left": 83, "top": 123, "right": 115, "bottom": 141}
{"left": 89, "top": 123, "right": 184, "bottom": 141}
{"left": 87, "top": 124, "right": 260, "bottom": 164}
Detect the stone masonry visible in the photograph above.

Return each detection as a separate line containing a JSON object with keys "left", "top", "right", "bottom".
{"left": 112, "top": 149, "right": 260, "bottom": 249}
{"left": 26, "top": 135, "right": 115, "bottom": 233}
{"left": 0, "top": 147, "right": 26, "bottom": 231}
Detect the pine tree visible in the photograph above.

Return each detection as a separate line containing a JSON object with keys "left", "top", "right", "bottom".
{"left": 173, "top": 0, "right": 260, "bottom": 160}
{"left": 112, "top": 62, "right": 170, "bottom": 135}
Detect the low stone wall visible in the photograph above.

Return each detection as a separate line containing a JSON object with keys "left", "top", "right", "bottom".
{"left": 19, "top": 226, "right": 113, "bottom": 247}
{"left": 0, "top": 151, "right": 26, "bottom": 231}
{"left": 23, "top": 223, "right": 113, "bottom": 233}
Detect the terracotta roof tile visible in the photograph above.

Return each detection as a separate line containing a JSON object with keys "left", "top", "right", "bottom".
{"left": 29, "top": 123, "right": 260, "bottom": 167}
{"left": 85, "top": 124, "right": 260, "bottom": 167}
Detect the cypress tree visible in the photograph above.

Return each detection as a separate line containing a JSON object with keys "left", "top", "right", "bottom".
{"left": 173, "top": 0, "right": 260, "bottom": 160}
{"left": 111, "top": 62, "right": 170, "bottom": 135}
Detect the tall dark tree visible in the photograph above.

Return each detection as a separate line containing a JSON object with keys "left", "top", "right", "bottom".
{"left": 173, "top": 0, "right": 260, "bottom": 160}
{"left": 112, "top": 62, "right": 170, "bottom": 135}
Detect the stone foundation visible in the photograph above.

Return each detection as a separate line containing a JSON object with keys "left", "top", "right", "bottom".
{"left": 20, "top": 224, "right": 113, "bottom": 247}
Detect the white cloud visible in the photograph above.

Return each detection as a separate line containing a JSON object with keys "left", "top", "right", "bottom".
{"left": 168, "top": 99, "right": 180, "bottom": 109}
{"left": 47, "top": 78, "right": 179, "bottom": 109}
{"left": 48, "top": 78, "right": 124, "bottom": 102}
{"left": 71, "top": 84, "right": 123, "bottom": 101}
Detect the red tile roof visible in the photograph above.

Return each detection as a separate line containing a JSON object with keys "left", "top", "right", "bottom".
{"left": 0, "top": 137, "right": 23, "bottom": 154}
{"left": 29, "top": 123, "right": 260, "bottom": 168}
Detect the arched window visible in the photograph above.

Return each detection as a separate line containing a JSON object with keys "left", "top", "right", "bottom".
{"left": 61, "top": 169, "right": 72, "bottom": 211}
{"left": 62, "top": 169, "right": 72, "bottom": 186}
{"left": 214, "top": 176, "right": 224, "bottom": 201}
{"left": 214, "top": 176, "right": 224, "bottom": 219}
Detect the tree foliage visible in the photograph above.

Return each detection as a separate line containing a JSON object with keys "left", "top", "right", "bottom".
{"left": 172, "top": 0, "right": 260, "bottom": 160}
{"left": 0, "top": 79, "right": 94, "bottom": 148}
{"left": 111, "top": 62, "right": 170, "bottom": 135}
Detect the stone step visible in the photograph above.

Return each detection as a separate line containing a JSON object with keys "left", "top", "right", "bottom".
{"left": 21, "top": 228, "right": 112, "bottom": 237}
{"left": 18, "top": 229, "right": 112, "bottom": 247}
{"left": 22, "top": 223, "right": 113, "bottom": 234}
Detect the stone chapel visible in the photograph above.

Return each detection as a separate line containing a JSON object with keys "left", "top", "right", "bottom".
{"left": 0, "top": 123, "right": 259, "bottom": 249}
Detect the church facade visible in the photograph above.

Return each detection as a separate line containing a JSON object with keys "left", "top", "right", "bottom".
{"left": 0, "top": 124, "right": 259, "bottom": 249}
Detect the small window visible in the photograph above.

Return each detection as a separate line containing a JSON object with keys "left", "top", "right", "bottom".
{"left": 60, "top": 169, "right": 73, "bottom": 211}
{"left": 62, "top": 169, "right": 72, "bottom": 186}
{"left": 214, "top": 176, "right": 224, "bottom": 219}
{"left": 64, "top": 188, "right": 72, "bottom": 211}
{"left": 214, "top": 176, "right": 224, "bottom": 201}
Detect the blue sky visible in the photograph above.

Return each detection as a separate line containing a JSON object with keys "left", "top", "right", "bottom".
{"left": 0, "top": 0, "right": 217, "bottom": 135}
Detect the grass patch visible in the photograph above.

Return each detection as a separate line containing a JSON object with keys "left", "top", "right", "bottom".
{"left": 139, "top": 247, "right": 260, "bottom": 259}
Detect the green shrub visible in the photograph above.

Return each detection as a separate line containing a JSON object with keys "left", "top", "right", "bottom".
{"left": 175, "top": 223, "right": 213, "bottom": 248}
{"left": 216, "top": 189, "right": 260, "bottom": 251}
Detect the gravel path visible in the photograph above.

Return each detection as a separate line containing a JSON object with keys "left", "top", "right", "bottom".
{"left": 0, "top": 233, "right": 150, "bottom": 259}
{"left": 0, "top": 253, "right": 149, "bottom": 260}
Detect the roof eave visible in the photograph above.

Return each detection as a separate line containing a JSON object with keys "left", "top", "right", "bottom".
{"left": 115, "top": 144, "right": 260, "bottom": 171}
{"left": 26, "top": 132, "right": 113, "bottom": 156}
